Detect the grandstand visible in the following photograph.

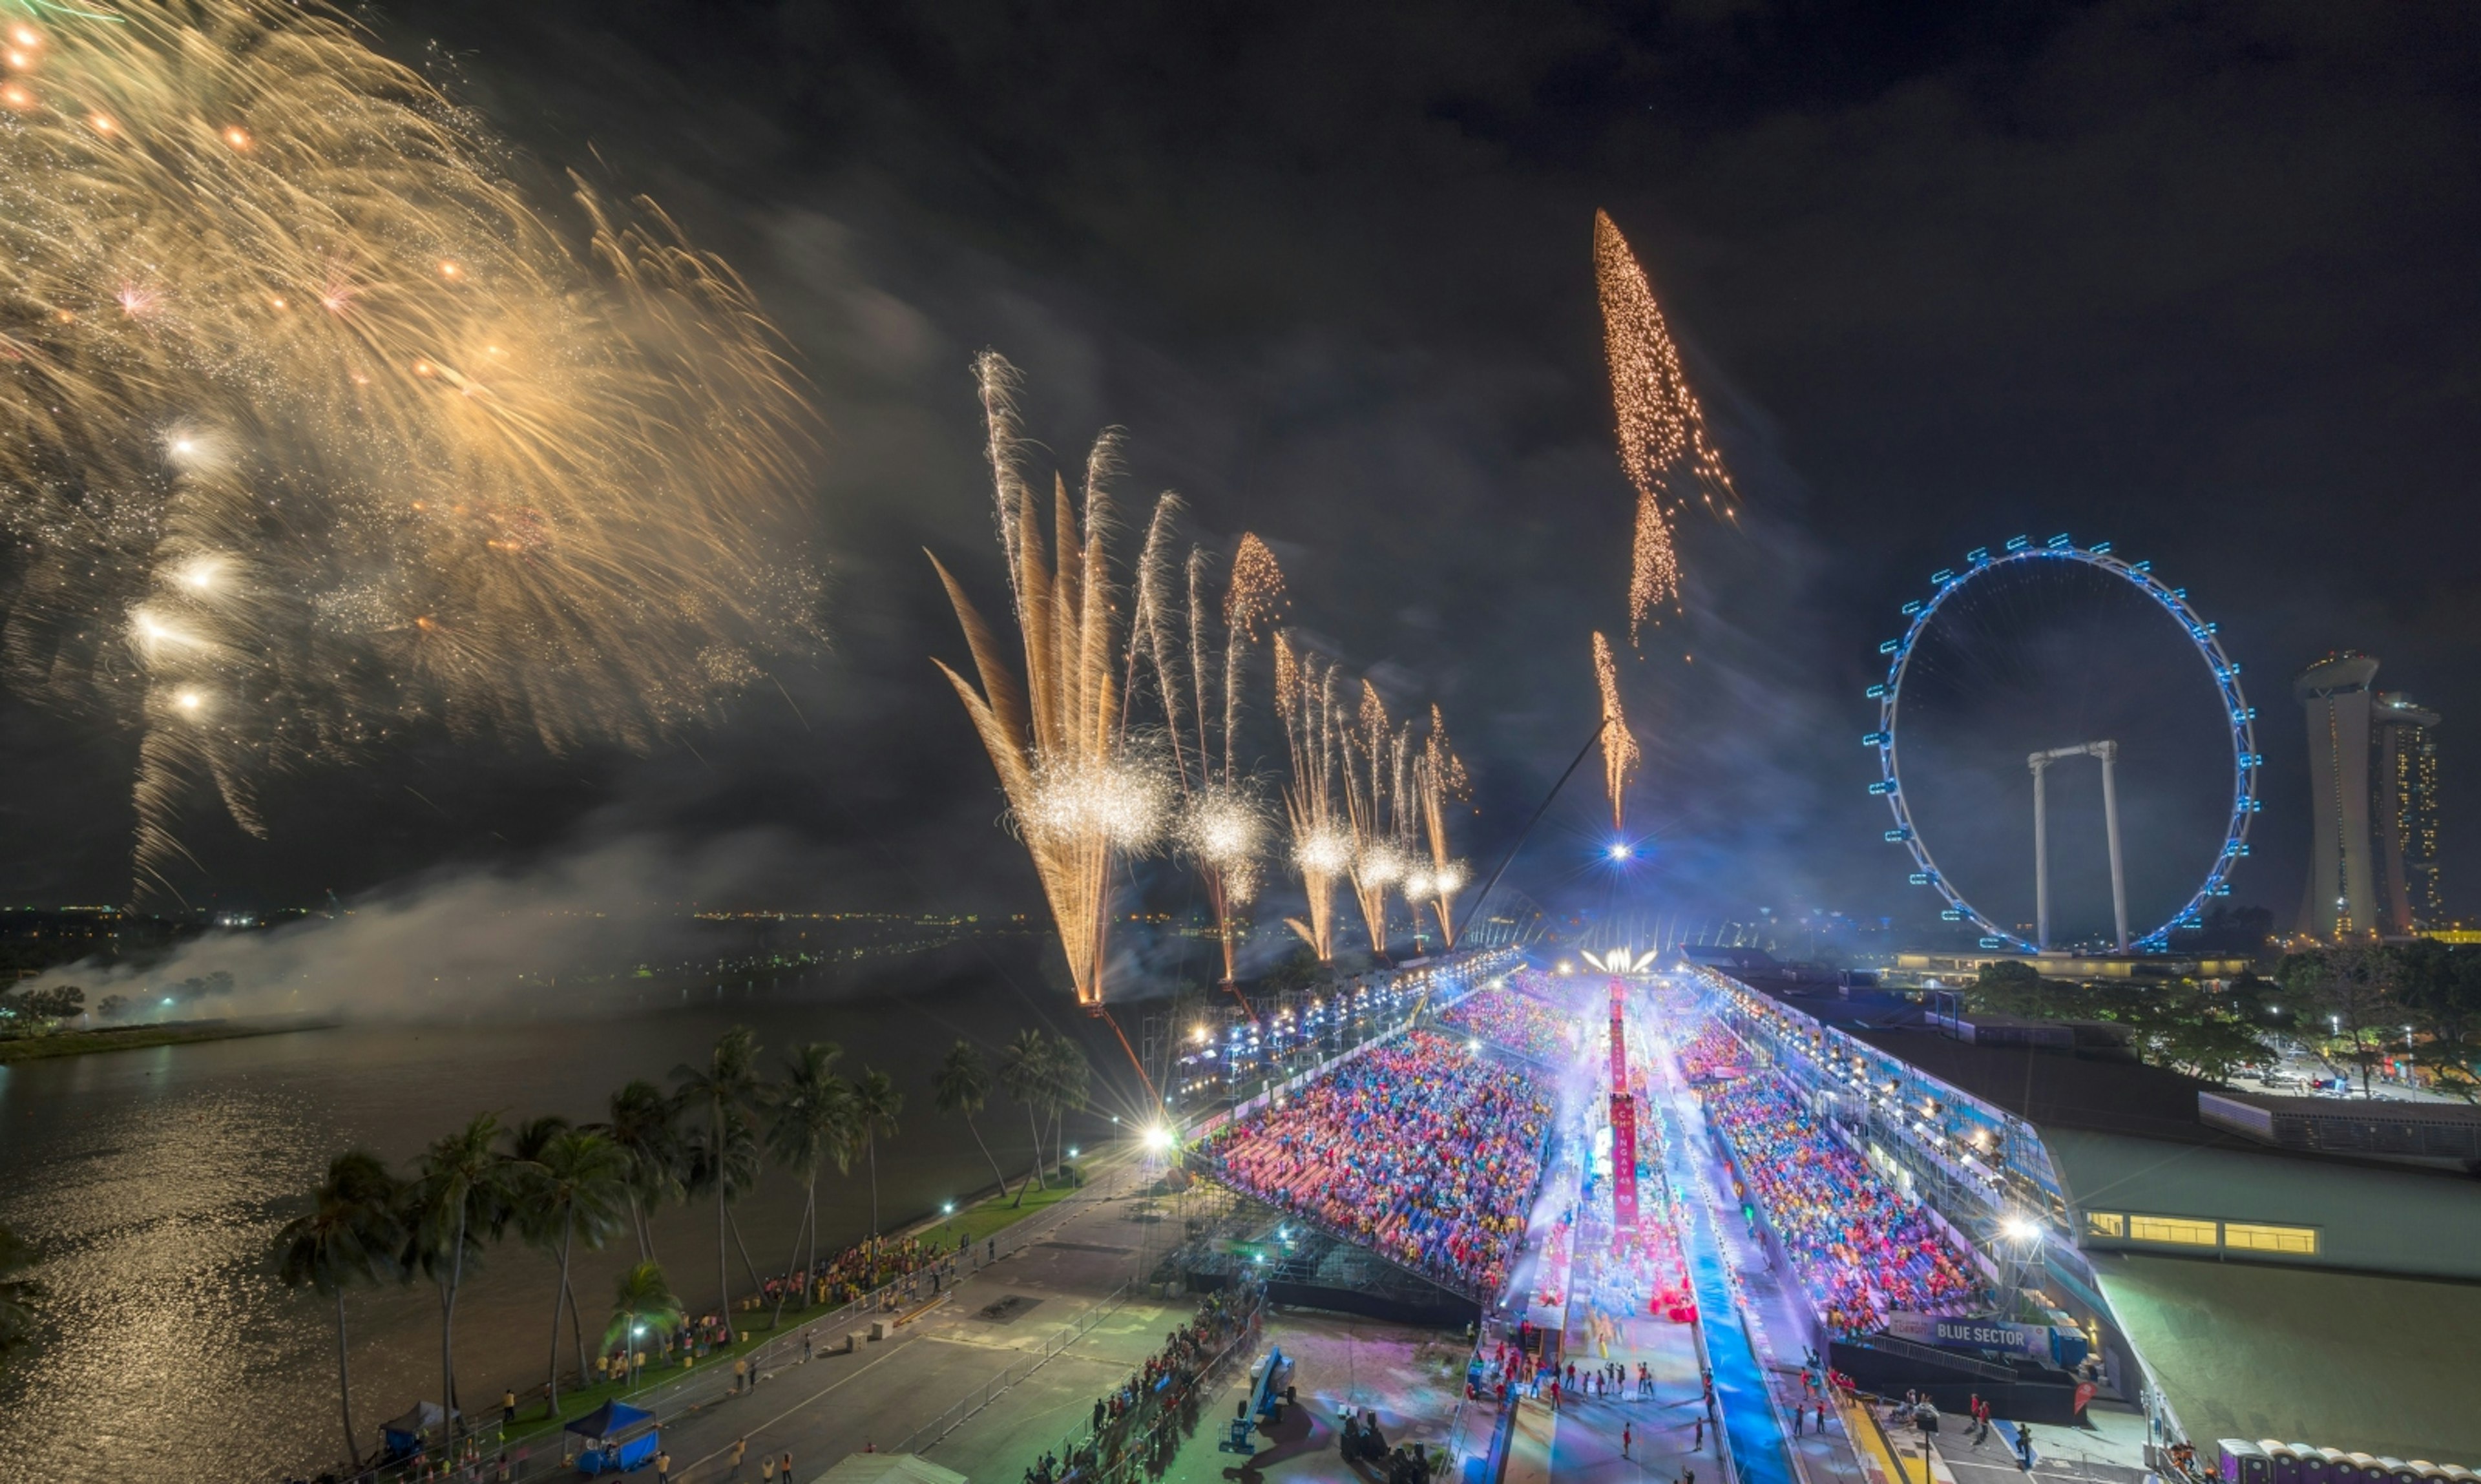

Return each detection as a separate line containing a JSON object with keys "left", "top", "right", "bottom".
{"left": 1438, "top": 984, "right": 1581, "bottom": 1065}
{"left": 1675, "top": 959, "right": 2481, "bottom": 1465}
{"left": 1188, "top": 1027, "right": 1553, "bottom": 1302}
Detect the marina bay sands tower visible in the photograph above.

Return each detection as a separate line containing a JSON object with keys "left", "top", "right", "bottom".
{"left": 2296, "top": 651, "right": 2443, "bottom": 937}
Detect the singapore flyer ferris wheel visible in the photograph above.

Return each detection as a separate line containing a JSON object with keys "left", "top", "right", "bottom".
{"left": 1865, "top": 533, "right": 2262, "bottom": 953}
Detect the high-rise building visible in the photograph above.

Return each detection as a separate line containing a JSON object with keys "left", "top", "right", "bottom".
{"left": 2295, "top": 653, "right": 2445, "bottom": 938}
{"left": 2376, "top": 691, "right": 2442, "bottom": 931}
{"left": 2295, "top": 653, "right": 2380, "bottom": 937}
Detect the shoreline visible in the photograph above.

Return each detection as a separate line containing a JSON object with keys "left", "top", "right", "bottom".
{"left": 0, "top": 1016, "right": 338, "bottom": 1065}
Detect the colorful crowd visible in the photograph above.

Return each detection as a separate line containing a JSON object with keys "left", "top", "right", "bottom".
{"left": 1439, "top": 987, "right": 1580, "bottom": 1063}
{"left": 1700, "top": 1062, "right": 1985, "bottom": 1335}
{"left": 1673, "top": 1018, "right": 1748, "bottom": 1085}
{"left": 1197, "top": 1030, "right": 1551, "bottom": 1297}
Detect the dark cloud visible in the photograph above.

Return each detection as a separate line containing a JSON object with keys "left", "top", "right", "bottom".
{"left": 6, "top": 0, "right": 2478, "bottom": 941}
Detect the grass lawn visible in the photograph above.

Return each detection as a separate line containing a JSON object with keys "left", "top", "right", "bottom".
{"left": 0, "top": 1018, "right": 331, "bottom": 1063}
{"left": 937, "top": 1173, "right": 1084, "bottom": 1247}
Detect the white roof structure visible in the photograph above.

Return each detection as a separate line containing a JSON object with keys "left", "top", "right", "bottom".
{"left": 806, "top": 1453, "right": 970, "bottom": 1484}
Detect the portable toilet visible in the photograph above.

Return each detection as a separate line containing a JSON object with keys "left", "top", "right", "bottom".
{"left": 2345, "top": 1453, "right": 2382, "bottom": 1484}
{"left": 2221, "top": 1441, "right": 2272, "bottom": 1484}
{"left": 2296, "top": 1446, "right": 2332, "bottom": 1484}
{"left": 2263, "top": 1442, "right": 2301, "bottom": 1484}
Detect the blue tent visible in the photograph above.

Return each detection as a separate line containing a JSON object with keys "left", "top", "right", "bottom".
{"left": 566, "top": 1400, "right": 654, "bottom": 1441}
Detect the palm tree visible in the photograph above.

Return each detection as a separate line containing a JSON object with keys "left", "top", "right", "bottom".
{"left": 505, "top": 1114, "right": 571, "bottom": 1164}
{"left": 1046, "top": 1034, "right": 1092, "bottom": 1180}
{"left": 852, "top": 1069, "right": 903, "bottom": 1265}
{"left": 601, "top": 1080, "right": 683, "bottom": 1261}
{"left": 402, "top": 1113, "right": 514, "bottom": 1454}
{"left": 520, "top": 1129, "right": 630, "bottom": 1414}
{"left": 766, "top": 1041, "right": 851, "bottom": 1326}
{"left": 603, "top": 1260, "right": 686, "bottom": 1392}
{"left": 936, "top": 1041, "right": 1014, "bottom": 1203}
{"left": 673, "top": 1027, "right": 769, "bottom": 1337}
{"left": 0, "top": 1223, "right": 43, "bottom": 1371}
{"left": 276, "top": 1151, "right": 402, "bottom": 1469}
{"left": 999, "top": 1029, "right": 1052, "bottom": 1202}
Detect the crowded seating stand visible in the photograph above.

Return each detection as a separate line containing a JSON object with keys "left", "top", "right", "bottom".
{"left": 1439, "top": 985, "right": 1582, "bottom": 1065}
{"left": 1195, "top": 1029, "right": 1553, "bottom": 1300}
{"left": 1672, "top": 1000, "right": 1987, "bottom": 1339}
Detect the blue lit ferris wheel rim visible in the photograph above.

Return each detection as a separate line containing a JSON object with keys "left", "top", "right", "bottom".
{"left": 1865, "top": 536, "right": 2261, "bottom": 952}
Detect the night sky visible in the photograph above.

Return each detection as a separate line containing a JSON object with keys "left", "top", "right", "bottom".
{"left": 6, "top": 0, "right": 2479, "bottom": 946}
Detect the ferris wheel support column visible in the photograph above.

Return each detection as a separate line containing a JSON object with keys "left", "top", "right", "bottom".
{"left": 2031, "top": 755, "right": 2053, "bottom": 951}
{"left": 2099, "top": 740, "right": 2130, "bottom": 953}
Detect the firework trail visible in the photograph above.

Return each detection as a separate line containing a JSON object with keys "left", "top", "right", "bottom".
{"left": 932, "top": 351, "right": 1171, "bottom": 1012}
{"left": 1412, "top": 704, "right": 1470, "bottom": 946}
{"left": 1593, "top": 209, "right": 1737, "bottom": 643}
{"left": 1128, "top": 510, "right": 1286, "bottom": 985}
{"left": 1340, "top": 679, "right": 1423, "bottom": 961}
{"left": 1593, "top": 631, "right": 1638, "bottom": 831}
{"left": 1275, "top": 634, "right": 1349, "bottom": 962}
{"left": 0, "top": 0, "right": 817, "bottom": 897}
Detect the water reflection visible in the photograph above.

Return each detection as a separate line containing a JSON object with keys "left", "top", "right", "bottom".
{"left": 0, "top": 974, "right": 1116, "bottom": 1478}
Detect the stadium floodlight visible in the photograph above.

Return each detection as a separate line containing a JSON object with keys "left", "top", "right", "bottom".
{"left": 2002, "top": 1215, "right": 2042, "bottom": 1244}
{"left": 1607, "top": 841, "right": 1633, "bottom": 861}
{"left": 1142, "top": 1124, "right": 1176, "bottom": 1152}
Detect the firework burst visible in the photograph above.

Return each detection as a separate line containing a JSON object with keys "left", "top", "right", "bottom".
{"left": 1127, "top": 504, "right": 1287, "bottom": 983}
{"left": 932, "top": 351, "right": 1170, "bottom": 1010}
{"left": 1275, "top": 634, "right": 1348, "bottom": 961}
{"left": 1593, "top": 631, "right": 1638, "bottom": 831}
{"left": 0, "top": 0, "right": 817, "bottom": 897}
{"left": 1593, "top": 209, "right": 1737, "bottom": 642}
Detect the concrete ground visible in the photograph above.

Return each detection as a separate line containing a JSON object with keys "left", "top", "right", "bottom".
{"left": 642, "top": 1156, "right": 1197, "bottom": 1483}
{"left": 636, "top": 1160, "right": 1478, "bottom": 1484}
{"left": 1150, "top": 1311, "right": 1474, "bottom": 1484}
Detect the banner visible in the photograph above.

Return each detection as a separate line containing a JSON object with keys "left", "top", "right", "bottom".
{"left": 1885, "top": 1311, "right": 2053, "bottom": 1357}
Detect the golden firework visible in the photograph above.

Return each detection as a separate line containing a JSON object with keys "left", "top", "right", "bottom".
{"left": 1414, "top": 703, "right": 1471, "bottom": 946}
{"left": 1275, "top": 634, "right": 1347, "bottom": 962}
{"left": 1593, "top": 209, "right": 1737, "bottom": 642}
{"left": 1128, "top": 507, "right": 1287, "bottom": 984}
{"left": 1593, "top": 631, "right": 1638, "bottom": 831}
{"left": 931, "top": 351, "right": 1166, "bottom": 1010}
{"left": 0, "top": 0, "right": 817, "bottom": 897}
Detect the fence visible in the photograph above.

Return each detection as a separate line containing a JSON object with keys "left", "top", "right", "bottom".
{"left": 1013, "top": 1286, "right": 1268, "bottom": 1484}
{"left": 889, "top": 1278, "right": 1135, "bottom": 1457}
